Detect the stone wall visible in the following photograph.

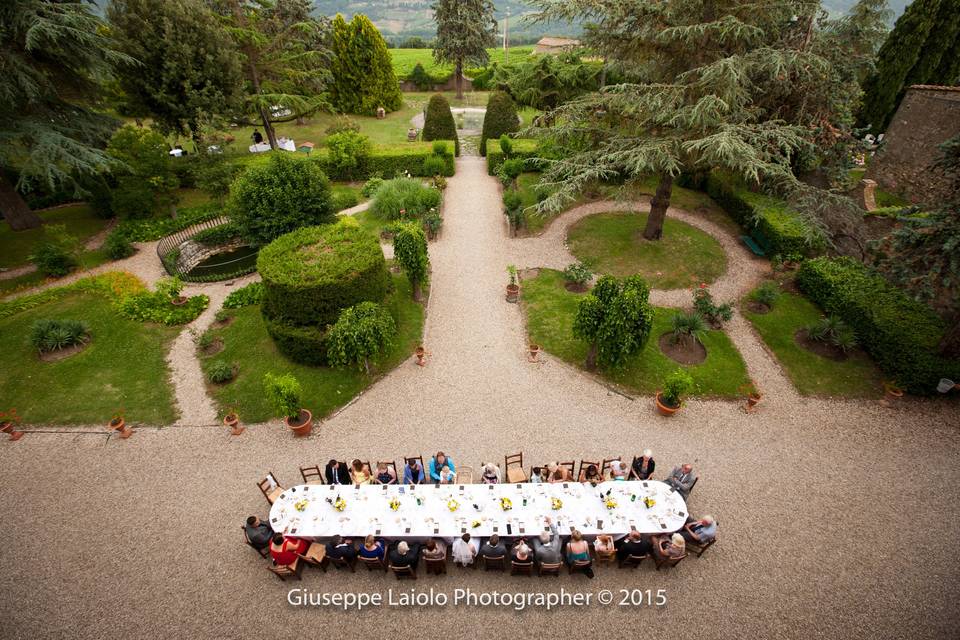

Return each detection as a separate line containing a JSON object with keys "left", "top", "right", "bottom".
{"left": 866, "top": 85, "right": 960, "bottom": 205}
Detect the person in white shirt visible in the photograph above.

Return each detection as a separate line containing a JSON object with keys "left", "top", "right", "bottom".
{"left": 451, "top": 533, "right": 477, "bottom": 566}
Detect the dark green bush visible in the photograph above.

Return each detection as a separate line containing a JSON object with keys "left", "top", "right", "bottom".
{"left": 706, "top": 171, "right": 825, "bottom": 256}
{"left": 409, "top": 63, "right": 436, "bottom": 90}
{"left": 498, "top": 158, "right": 526, "bottom": 185}
{"left": 30, "top": 318, "right": 90, "bottom": 353}
{"left": 257, "top": 219, "right": 390, "bottom": 328}
{"left": 263, "top": 315, "right": 330, "bottom": 365}
{"left": 29, "top": 225, "right": 79, "bottom": 277}
{"left": 796, "top": 256, "right": 959, "bottom": 394}
{"left": 228, "top": 153, "right": 335, "bottom": 246}
{"left": 332, "top": 190, "right": 360, "bottom": 212}
{"left": 422, "top": 94, "right": 460, "bottom": 156}
{"left": 480, "top": 91, "right": 519, "bottom": 157}
{"left": 487, "top": 138, "right": 538, "bottom": 175}
{"left": 370, "top": 178, "right": 442, "bottom": 221}
{"left": 104, "top": 229, "right": 135, "bottom": 260}
{"left": 207, "top": 360, "right": 236, "bottom": 383}
{"left": 117, "top": 203, "right": 222, "bottom": 242}
{"left": 326, "top": 301, "right": 397, "bottom": 373}
{"left": 362, "top": 176, "right": 385, "bottom": 198}
{"left": 223, "top": 282, "right": 264, "bottom": 308}
{"left": 423, "top": 155, "right": 447, "bottom": 176}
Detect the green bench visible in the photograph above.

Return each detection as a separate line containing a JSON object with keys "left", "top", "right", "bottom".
{"left": 740, "top": 229, "right": 773, "bottom": 256}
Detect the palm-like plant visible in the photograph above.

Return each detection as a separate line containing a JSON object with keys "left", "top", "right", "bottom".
{"left": 671, "top": 311, "right": 708, "bottom": 346}
{"left": 806, "top": 316, "right": 858, "bottom": 353}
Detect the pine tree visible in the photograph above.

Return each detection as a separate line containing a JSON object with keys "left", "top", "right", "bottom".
{"left": 858, "top": 0, "right": 942, "bottom": 133}
{"left": 329, "top": 14, "right": 402, "bottom": 115}
{"left": 904, "top": 0, "right": 960, "bottom": 87}
{"left": 432, "top": 0, "right": 497, "bottom": 99}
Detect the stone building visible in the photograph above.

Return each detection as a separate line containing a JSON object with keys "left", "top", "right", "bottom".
{"left": 533, "top": 37, "right": 581, "bottom": 54}
{"left": 866, "top": 85, "right": 960, "bottom": 205}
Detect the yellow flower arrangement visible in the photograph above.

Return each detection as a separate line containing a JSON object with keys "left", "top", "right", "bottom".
{"left": 551, "top": 497, "right": 563, "bottom": 510}
{"left": 643, "top": 496, "right": 655, "bottom": 508}
{"left": 447, "top": 499, "right": 460, "bottom": 512}
{"left": 333, "top": 497, "right": 347, "bottom": 512}
{"left": 294, "top": 499, "right": 309, "bottom": 512}
{"left": 604, "top": 498, "right": 618, "bottom": 510}
{"left": 389, "top": 497, "right": 401, "bottom": 511}
{"left": 471, "top": 520, "right": 481, "bottom": 528}
{"left": 500, "top": 497, "right": 513, "bottom": 511}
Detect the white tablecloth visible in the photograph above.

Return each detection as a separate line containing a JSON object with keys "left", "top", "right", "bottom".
{"left": 248, "top": 138, "right": 296, "bottom": 153}
{"left": 268, "top": 480, "right": 687, "bottom": 539}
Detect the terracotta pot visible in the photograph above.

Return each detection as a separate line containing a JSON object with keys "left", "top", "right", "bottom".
{"left": 528, "top": 344, "right": 541, "bottom": 361}
{"left": 286, "top": 409, "right": 313, "bottom": 437}
{"left": 506, "top": 284, "right": 520, "bottom": 303}
{"left": 884, "top": 384, "right": 903, "bottom": 400}
{"left": 655, "top": 391, "right": 680, "bottom": 416}
{"left": 223, "top": 413, "right": 238, "bottom": 428}
{"left": 118, "top": 426, "right": 134, "bottom": 439}
{"left": 0, "top": 421, "right": 12, "bottom": 434}
{"left": 747, "top": 393, "right": 762, "bottom": 407}
{"left": 415, "top": 346, "right": 426, "bottom": 366}
{"left": 109, "top": 417, "right": 125, "bottom": 431}
{"left": 171, "top": 296, "right": 188, "bottom": 306}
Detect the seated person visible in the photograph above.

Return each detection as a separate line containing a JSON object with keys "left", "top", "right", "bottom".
{"left": 452, "top": 533, "right": 477, "bottom": 566}
{"left": 593, "top": 534, "right": 615, "bottom": 557}
{"left": 479, "top": 534, "right": 507, "bottom": 561}
{"left": 422, "top": 538, "right": 447, "bottom": 561}
{"left": 325, "top": 459, "right": 350, "bottom": 485}
{"left": 664, "top": 464, "right": 698, "bottom": 498}
{"left": 530, "top": 466, "right": 548, "bottom": 483}
{"left": 403, "top": 458, "right": 425, "bottom": 484}
{"left": 531, "top": 517, "right": 562, "bottom": 565}
{"left": 270, "top": 534, "right": 308, "bottom": 566}
{"left": 439, "top": 464, "right": 456, "bottom": 484}
{"left": 243, "top": 515, "right": 273, "bottom": 550}
{"left": 374, "top": 463, "right": 397, "bottom": 485}
{"left": 630, "top": 449, "right": 656, "bottom": 480}
{"left": 579, "top": 464, "right": 602, "bottom": 483}
{"left": 565, "top": 529, "right": 594, "bottom": 578}
{"left": 652, "top": 533, "right": 686, "bottom": 560}
{"left": 511, "top": 540, "right": 533, "bottom": 564}
{"left": 616, "top": 530, "right": 652, "bottom": 561}
{"left": 350, "top": 459, "right": 372, "bottom": 484}
{"left": 681, "top": 515, "right": 717, "bottom": 545}
{"left": 358, "top": 535, "right": 386, "bottom": 560}
{"left": 388, "top": 540, "right": 421, "bottom": 568}
{"left": 325, "top": 535, "right": 357, "bottom": 563}
{"left": 547, "top": 464, "right": 569, "bottom": 483}
{"left": 428, "top": 451, "right": 455, "bottom": 482}
{"left": 480, "top": 462, "right": 501, "bottom": 484}
{"left": 608, "top": 460, "right": 629, "bottom": 481}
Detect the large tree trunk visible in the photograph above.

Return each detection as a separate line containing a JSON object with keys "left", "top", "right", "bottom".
{"left": 0, "top": 175, "right": 43, "bottom": 231}
{"left": 642, "top": 173, "right": 674, "bottom": 241}
{"left": 259, "top": 106, "right": 278, "bottom": 150}
{"left": 585, "top": 342, "right": 598, "bottom": 370}
{"left": 455, "top": 60, "right": 464, "bottom": 100}
{"left": 412, "top": 280, "right": 422, "bottom": 302}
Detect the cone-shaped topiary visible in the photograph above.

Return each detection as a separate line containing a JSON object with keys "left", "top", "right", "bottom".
{"left": 480, "top": 91, "right": 519, "bottom": 157}
{"left": 330, "top": 14, "right": 403, "bottom": 115}
{"left": 422, "top": 93, "right": 460, "bottom": 156}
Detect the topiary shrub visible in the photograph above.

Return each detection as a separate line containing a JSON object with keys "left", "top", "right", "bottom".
{"left": 480, "top": 91, "right": 519, "bottom": 157}
{"left": 370, "top": 178, "right": 442, "bottom": 221}
{"left": 326, "top": 131, "right": 371, "bottom": 180}
{"left": 228, "top": 153, "right": 335, "bottom": 246}
{"left": 326, "top": 301, "right": 397, "bottom": 374}
{"left": 393, "top": 223, "right": 429, "bottom": 300}
{"left": 30, "top": 318, "right": 90, "bottom": 354}
{"left": 29, "top": 225, "right": 80, "bottom": 277}
{"left": 257, "top": 219, "right": 391, "bottom": 365}
{"left": 486, "top": 138, "right": 538, "bottom": 175}
{"left": 423, "top": 155, "right": 447, "bottom": 176}
{"left": 422, "top": 94, "right": 460, "bottom": 156}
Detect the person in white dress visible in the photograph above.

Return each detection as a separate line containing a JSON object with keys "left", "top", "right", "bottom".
{"left": 451, "top": 533, "right": 477, "bottom": 566}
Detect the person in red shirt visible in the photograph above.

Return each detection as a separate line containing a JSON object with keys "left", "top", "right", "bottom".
{"left": 269, "top": 534, "right": 308, "bottom": 566}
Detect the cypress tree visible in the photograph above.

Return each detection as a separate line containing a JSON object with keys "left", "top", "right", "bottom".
{"left": 905, "top": 0, "right": 960, "bottom": 87}
{"left": 330, "top": 14, "right": 402, "bottom": 115}
{"left": 422, "top": 94, "right": 460, "bottom": 156}
{"left": 479, "top": 91, "right": 519, "bottom": 157}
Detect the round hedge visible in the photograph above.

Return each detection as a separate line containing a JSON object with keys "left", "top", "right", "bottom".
{"left": 258, "top": 219, "right": 391, "bottom": 328}
{"left": 264, "top": 315, "right": 330, "bottom": 366}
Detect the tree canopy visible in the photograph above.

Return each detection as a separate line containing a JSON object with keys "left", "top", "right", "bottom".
{"left": 495, "top": 53, "right": 601, "bottom": 112}
{"left": 572, "top": 274, "right": 654, "bottom": 369}
{"left": 329, "top": 14, "right": 403, "bottom": 116}
{"left": 432, "top": 0, "right": 497, "bottom": 99}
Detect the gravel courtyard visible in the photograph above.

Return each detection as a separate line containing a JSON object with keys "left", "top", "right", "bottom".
{"left": 1, "top": 158, "right": 958, "bottom": 639}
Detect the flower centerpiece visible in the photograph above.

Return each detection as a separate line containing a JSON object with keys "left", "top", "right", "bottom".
{"left": 333, "top": 496, "right": 347, "bottom": 512}
{"left": 447, "top": 499, "right": 460, "bottom": 512}
{"left": 604, "top": 497, "right": 618, "bottom": 510}
{"left": 471, "top": 520, "right": 481, "bottom": 528}
{"left": 294, "top": 499, "right": 309, "bottom": 512}
{"left": 500, "top": 497, "right": 513, "bottom": 511}
{"left": 389, "top": 497, "right": 401, "bottom": 511}
{"left": 550, "top": 497, "right": 563, "bottom": 511}
{"left": 643, "top": 496, "right": 655, "bottom": 509}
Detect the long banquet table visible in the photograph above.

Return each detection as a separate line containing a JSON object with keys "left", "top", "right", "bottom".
{"left": 268, "top": 480, "right": 688, "bottom": 540}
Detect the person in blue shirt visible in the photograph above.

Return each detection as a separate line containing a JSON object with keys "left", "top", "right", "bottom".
{"left": 403, "top": 458, "right": 425, "bottom": 484}
{"left": 428, "top": 451, "right": 455, "bottom": 482}
{"left": 681, "top": 515, "right": 717, "bottom": 544}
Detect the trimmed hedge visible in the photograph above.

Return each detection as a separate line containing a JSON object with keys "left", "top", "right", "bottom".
{"left": 706, "top": 172, "right": 825, "bottom": 256}
{"left": 480, "top": 91, "right": 519, "bottom": 157}
{"left": 257, "top": 220, "right": 391, "bottom": 328}
{"left": 796, "top": 257, "right": 959, "bottom": 394}
{"left": 263, "top": 315, "right": 330, "bottom": 366}
{"left": 231, "top": 144, "right": 454, "bottom": 181}
{"left": 422, "top": 94, "right": 460, "bottom": 157}
{"left": 486, "top": 138, "right": 539, "bottom": 175}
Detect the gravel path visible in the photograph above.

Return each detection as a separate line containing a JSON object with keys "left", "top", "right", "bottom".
{"left": 1, "top": 158, "right": 958, "bottom": 639}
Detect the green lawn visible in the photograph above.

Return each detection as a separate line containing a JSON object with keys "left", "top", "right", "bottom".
{"left": 390, "top": 46, "right": 535, "bottom": 80}
{"left": 0, "top": 204, "right": 109, "bottom": 269}
{"left": 202, "top": 272, "right": 426, "bottom": 422}
{"left": 522, "top": 269, "right": 749, "bottom": 398}
{"left": 567, "top": 212, "right": 727, "bottom": 289}
{"left": 634, "top": 176, "right": 744, "bottom": 237}
{"left": 0, "top": 291, "right": 179, "bottom": 424}
{"left": 743, "top": 289, "right": 884, "bottom": 397}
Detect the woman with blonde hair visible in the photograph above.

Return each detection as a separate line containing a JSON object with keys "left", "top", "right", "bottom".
{"left": 480, "top": 462, "right": 501, "bottom": 484}
{"left": 350, "top": 459, "right": 372, "bottom": 484}
{"left": 565, "top": 529, "right": 594, "bottom": 578}
{"left": 653, "top": 532, "right": 686, "bottom": 561}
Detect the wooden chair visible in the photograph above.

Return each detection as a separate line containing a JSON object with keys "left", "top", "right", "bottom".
{"left": 267, "top": 558, "right": 302, "bottom": 581}
{"left": 687, "top": 537, "right": 716, "bottom": 557}
{"left": 510, "top": 560, "right": 534, "bottom": 576}
{"left": 619, "top": 553, "right": 650, "bottom": 569}
{"left": 405, "top": 455, "right": 426, "bottom": 483}
{"left": 557, "top": 461, "right": 575, "bottom": 480}
{"left": 482, "top": 555, "right": 505, "bottom": 571}
{"left": 298, "top": 542, "right": 328, "bottom": 571}
{"left": 538, "top": 562, "right": 561, "bottom": 576}
{"left": 328, "top": 549, "right": 357, "bottom": 572}
{"left": 594, "top": 536, "right": 617, "bottom": 564}
{"left": 654, "top": 553, "right": 687, "bottom": 570}
{"left": 455, "top": 465, "right": 474, "bottom": 484}
{"left": 376, "top": 460, "right": 398, "bottom": 484}
{"left": 601, "top": 457, "right": 622, "bottom": 478}
{"left": 504, "top": 452, "right": 528, "bottom": 483}
{"left": 359, "top": 555, "right": 388, "bottom": 572}
{"left": 350, "top": 461, "right": 372, "bottom": 484}
{"left": 568, "top": 559, "right": 593, "bottom": 575}
{"left": 257, "top": 472, "right": 283, "bottom": 505}
{"left": 299, "top": 465, "right": 323, "bottom": 485}
{"left": 578, "top": 460, "right": 600, "bottom": 482}
{"left": 241, "top": 525, "right": 269, "bottom": 558}
{"left": 425, "top": 550, "right": 448, "bottom": 575}
{"left": 389, "top": 564, "right": 417, "bottom": 580}
{"left": 628, "top": 456, "right": 655, "bottom": 480}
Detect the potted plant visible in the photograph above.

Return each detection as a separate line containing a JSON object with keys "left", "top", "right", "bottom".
{"left": 264, "top": 372, "right": 312, "bottom": 436}
{"left": 109, "top": 409, "right": 125, "bottom": 432}
{"left": 883, "top": 381, "right": 904, "bottom": 401}
{"left": 528, "top": 343, "right": 541, "bottom": 362}
{"left": 0, "top": 408, "right": 23, "bottom": 441}
{"left": 157, "top": 276, "right": 187, "bottom": 306}
{"left": 506, "top": 265, "right": 520, "bottom": 303}
{"left": 655, "top": 369, "right": 695, "bottom": 416}
{"left": 740, "top": 380, "right": 762, "bottom": 411}
{"left": 223, "top": 407, "right": 243, "bottom": 435}
{"left": 415, "top": 345, "right": 427, "bottom": 367}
